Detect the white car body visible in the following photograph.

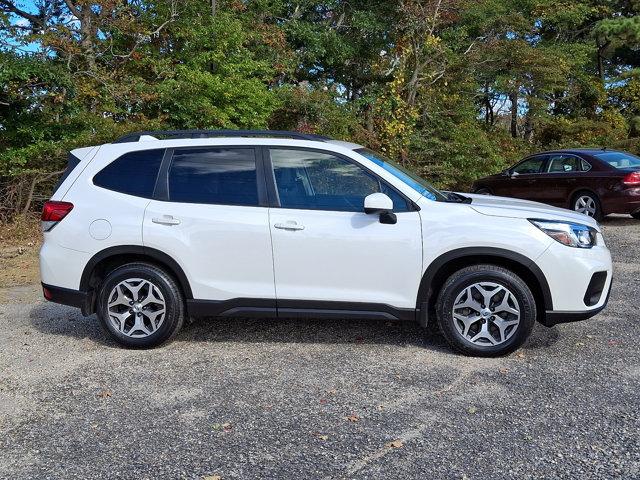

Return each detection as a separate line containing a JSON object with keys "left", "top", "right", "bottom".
{"left": 40, "top": 132, "right": 613, "bottom": 350}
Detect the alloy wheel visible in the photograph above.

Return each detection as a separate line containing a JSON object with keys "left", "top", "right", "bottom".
{"left": 452, "top": 282, "right": 521, "bottom": 346}
{"left": 107, "top": 278, "right": 166, "bottom": 337}
{"left": 574, "top": 195, "right": 597, "bottom": 217}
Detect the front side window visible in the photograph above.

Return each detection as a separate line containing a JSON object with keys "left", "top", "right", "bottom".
{"left": 594, "top": 151, "right": 640, "bottom": 169}
{"left": 93, "top": 149, "right": 164, "bottom": 198}
{"left": 547, "top": 155, "right": 580, "bottom": 173}
{"left": 168, "top": 148, "right": 258, "bottom": 206}
{"left": 270, "top": 149, "right": 409, "bottom": 212}
{"left": 512, "top": 156, "right": 546, "bottom": 175}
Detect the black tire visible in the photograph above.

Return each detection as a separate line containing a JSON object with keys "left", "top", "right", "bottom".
{"left": 435, "top": 264, "right": 536, "bottom": 357}
{"left": 632, "top": 211, "right": 640, "bottom": 220}
{"left": 475, "top": 188, "right": 492, "bottom": 195}
{"left": 96, "top": 262, "right": 185, "bottom": 348}
{"left": 571, "top": 191, "right": 603, "bottom": 221}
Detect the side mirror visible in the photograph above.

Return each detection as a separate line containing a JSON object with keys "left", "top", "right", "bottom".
{"left": 364, "top": 193, "right": 397, "bottom": 224}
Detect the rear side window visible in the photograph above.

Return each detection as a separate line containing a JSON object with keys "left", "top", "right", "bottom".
{"left": 168, "top": 148, "right": 258, "bottom": 206}
{"left": 53, "top": 153, "right": 82, "bottom": 193}
{"left": 94, "top": 149, "right": 164, "bottom": 198}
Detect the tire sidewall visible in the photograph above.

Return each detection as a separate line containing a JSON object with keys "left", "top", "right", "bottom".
{"left": 437, "top": 267, "right": 536, "bottom": 356}
{"left": 97, "top": 264, "right": 183, "bottom": 348}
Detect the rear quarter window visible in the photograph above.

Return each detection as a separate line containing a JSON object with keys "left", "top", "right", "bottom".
{"left": 93, "top": 149, "right": 165, "bottom": 198}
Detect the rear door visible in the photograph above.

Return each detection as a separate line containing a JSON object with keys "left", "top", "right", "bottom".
{"left": 266, "top": 147, "right": 423, "bottom": 312}
{"left": 537, "top": 153, "right": 583, "bottom": 206}
{"left": 143, "top": 146, "right": 276, "bottom": 303}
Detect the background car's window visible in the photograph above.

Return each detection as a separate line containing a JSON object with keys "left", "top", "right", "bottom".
{"left": 581, "top": 159, "right": 592, "bottom": 171}
{"left": 547, "top": 155, "right": 580, "bottom": 173}
{"left": 512, "top": 156, "right": 545, "bottom": 175}
{"left": 594, "top": 151, "right": 640, "bottom": 169}
{"left": 270, "top": 149, "right": 409, "bottom": 212}
{"left": 169, "top": 148, "right": 258, "bottom": 206}
{"left": 93, "top": 149, "right": 164, "bottom": 198}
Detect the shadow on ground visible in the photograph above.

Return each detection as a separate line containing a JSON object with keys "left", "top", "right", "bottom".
{"left": 28, "top": 298, "right": 559, "bottom": 352}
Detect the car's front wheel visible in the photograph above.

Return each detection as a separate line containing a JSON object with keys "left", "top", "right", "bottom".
{"left": 96, "top": 262, "right": 185, "bottom": 348}
{"left": 435, "top": 264, "right": 536, "bottom": 357}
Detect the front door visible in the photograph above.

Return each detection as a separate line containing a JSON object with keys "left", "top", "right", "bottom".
{"left": 266, "top": 147, "right": 423, "bottom": 312}
{"left": 143, "top": 146, "right": 275, "bottom": 303}
{"left": 503, "top": 154, "right": 548, "bottom": 200}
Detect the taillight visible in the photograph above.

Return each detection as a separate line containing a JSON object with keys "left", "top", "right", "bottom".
{"left": 41, "top": 201, "right": 74, "bottom": 232}
{"left": 622, "top": 171, "right": 640, "bottom": 186}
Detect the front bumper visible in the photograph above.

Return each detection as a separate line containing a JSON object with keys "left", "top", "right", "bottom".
{"left": 541, "top": 277, "right": 612, "bottom": 326}
{"left": 536, "top": 236, "right": 613, "bottom": 326}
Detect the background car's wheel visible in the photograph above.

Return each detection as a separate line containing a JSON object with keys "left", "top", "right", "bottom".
{"left": 475, "top": 188, "right": 492, "bottom": 195}
{"left": 97, "top": 262, "right": 185, "bottom": 348}
{"left": 435, "top": 264, "right": 536, "bottom": 357}
{"left": 572, "top": 191, "right": 603, "bottom": 221}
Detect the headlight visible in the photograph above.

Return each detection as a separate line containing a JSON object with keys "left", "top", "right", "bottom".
{"left": 529, "top": 219, "right": 597, "bottom": 248}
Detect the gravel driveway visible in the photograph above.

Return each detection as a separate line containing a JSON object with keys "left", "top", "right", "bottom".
{"left": 1, "top": 217, "right": 639, "bottom": 480}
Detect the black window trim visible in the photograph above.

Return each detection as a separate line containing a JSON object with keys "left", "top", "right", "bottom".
{"left": 154, "top": 145, "right": 268, "bottom": 207}
{"left": 261, "top": 145, "right": 420, "bottom": 213}
{"left": 93, "top": 147, "right": 167, "bottom": 199}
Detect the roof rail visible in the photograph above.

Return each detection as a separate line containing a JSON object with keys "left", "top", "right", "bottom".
{"left": 113, "top": 129, "right": 332, "bottom": 143}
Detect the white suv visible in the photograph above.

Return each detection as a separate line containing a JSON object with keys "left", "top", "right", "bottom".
{"left": 39, "top": 130, "right": 613, "bottom": 356}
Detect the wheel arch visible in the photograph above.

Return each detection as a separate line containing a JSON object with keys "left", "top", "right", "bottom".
{"left": 568, "top": 188, "right": 600, "bottom": 209}
{"left": 417, "top": 247, "right": 553, "bottom": 326}
{"left": 80, "top": 245, "right": 193, "bottom": 314}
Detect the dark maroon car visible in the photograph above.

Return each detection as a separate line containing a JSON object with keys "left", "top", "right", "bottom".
{"left": 471, "top": 149, "right": 640, "bottom": 220}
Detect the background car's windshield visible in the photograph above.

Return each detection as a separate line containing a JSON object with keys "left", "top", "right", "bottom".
{"left": 594, "top": 151, "right": 640, "bottom": 169}
{"left": 355, "top": 148, "right": 446, "bottom": 201}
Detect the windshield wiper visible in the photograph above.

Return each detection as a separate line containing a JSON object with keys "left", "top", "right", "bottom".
{"left": 444, "top": 191, "right": 472, "bottom": 204}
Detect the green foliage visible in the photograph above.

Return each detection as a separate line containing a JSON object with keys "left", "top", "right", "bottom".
{"left": 1, "top": 0, "right": 640, "bottom": 213}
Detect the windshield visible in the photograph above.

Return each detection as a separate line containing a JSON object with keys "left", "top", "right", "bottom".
{"left": 594, "top": 151, "right": 640, "bottom": 169}
{"left": 355, "top": 148, "right": 447, "bottom": 201}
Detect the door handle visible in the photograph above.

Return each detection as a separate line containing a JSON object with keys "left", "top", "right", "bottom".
{"left": 274, "top": 221, "right": 304, "bottom": 231}
{"left": 152, "top": 215, "right": 181, "bottom": 226}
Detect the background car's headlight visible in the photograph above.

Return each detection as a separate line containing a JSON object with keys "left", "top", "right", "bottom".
{"left": 529, "top": 219, "right": 597, "bottom": 248}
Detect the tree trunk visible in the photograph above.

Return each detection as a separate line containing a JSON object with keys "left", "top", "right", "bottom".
{"left": 509, "top": 90, "right": 518, "bottom": 138}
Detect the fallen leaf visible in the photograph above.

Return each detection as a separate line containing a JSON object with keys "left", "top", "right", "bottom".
{"left": 345, "top": 414, "right": 360, "bottom": 422}
{"left": 203, "top": 476, "right": 222, "bottom": 480}
{"left": 515, "top": 352, "right": 525, "bottom": 359}
{"left": 575, "top": 342, "right": 585, "bottom": 347}
{"left": 326, "top": 389, "right": 337, "bottom": 395}
{"left": 320, "top": 398, "right": 328, "bottom": 405}
{"left": 386, "top": 440, "right": 404, "bottom": 449}
{"left": 376, "top": 404, "right": 384, "bottom": 411}
{"left": 499, "top": 368, "right": 509, "bottom": 374}
{"left": 96, "top": 390, "right": 112, "bottom": 398}
{"left": 317, "top": 434, "right": 328, "bottom": 441}
{"left": 212, "top": 422, "right": 233, "bottom": 432}
{"left": 467, "top": 406, "right": 477, "bottom": 414}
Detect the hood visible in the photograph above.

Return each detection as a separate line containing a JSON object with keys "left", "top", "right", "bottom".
{"left": 462, "top": 193, "right": 600, "bottom": 230}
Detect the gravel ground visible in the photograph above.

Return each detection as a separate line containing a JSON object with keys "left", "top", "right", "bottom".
{"left": 1, "top": 217, "right": 639, "bottom": 480}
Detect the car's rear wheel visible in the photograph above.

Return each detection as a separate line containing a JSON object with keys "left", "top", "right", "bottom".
{"left": 97, "top": 262, "right": 185, "bottom": 348}
{"left": 572, "top": 191, "right": 603, "bottom": 221}
{"left": 435, "top": 264, "right": 536, "bottom": 357}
